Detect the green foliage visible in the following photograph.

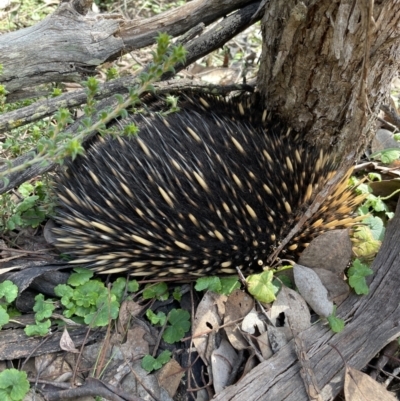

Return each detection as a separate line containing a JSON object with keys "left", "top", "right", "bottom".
{"left": 0, "top": 281, "right": 18, "bottom": 330}
{"left": 67, "top": 267, "right": 94, "bottom": 286}
{"left": 0, "top": 0, "right": 56, "bottom": 30}
{"left": 111, "top": 277, "right": 130, "bottom": 302}
{"left": 164, "top": 95, "right": 180, "bottom": 113}
{"left": 24, "top": 269, "right": 139, "bottom": 335}
{"left": 348, "top": 259, "right": 373, "bottom": 295}
{"left": 172, "top": 287, "right": 182, "bottom": 301}
{"left": 143, "top": 282, "right": 169, "bottom": 301}
{"left": 146, "top": 309, "right": 167, "bottom": 326}
{"left": 51, "top": 88, "right": 63, "bottom": 97}
{"left": 195, "top": 277, "right": 222, "bottom": 293}
{"left": 24, "top": 294, "right": 55, "bottom": 336}
{"left": 352, "top": 226, "right": 382, "bottom": 260}
{"left": 145, "top": 307, "right": 190, "bottom": 344}
{"left": 127, "top": 280, "right": 139, "bottom": 293}
{"left": 24, "top": 319, "right": 51, "bottom": 337}
{"left": 370, "top": 148, "right": 400, "bottom": 164}
{"left": 0, "top": 117, "right": 49, "bottom": 157}
{"left": 54, "top": 269, "right": 124, "bottom": 327}
{"left": 368, "top": 172, "right": 381, "bottom": 181}
{"left": 0, "top": 368, "right": 30, "bottom": 401}
{"left": 84, "top": 293, "right": 120, "bottom": 327}
{"left": 141, "top": 350, "right": 172, "bottom": 373}
{"left": 105, "top": 67, "right": 119, "bottom": 81}
{"left": 0, "top": 308, "right": 9, "bottom": 327}
{"left": 361, "top": 215, "right": 385, "bottom": 241}
{"left": 0, "top": 180, "right": 54, "bottom": 231}
{"left": 246, "top": 271, "right": 279, "bottom": 303}
{"left": 195, "top": 276, "right": 240, "bottom": 295}
{"left": 351, "top": 178, "right": 393, "bottom": 259}
{"left": 0, "top": 280, "right": 18, "bottom": 304}
{"left": 327, "top": 307, "right": 345, "bottom": 333}
{"left": 122, "top": 123, "right": 139, "bottom": 137}
{"left": 273, "top": 269, "right": 293, "bottom": 289}
{"left": 163, "top": 309, "right": 191, "bottom": 344}
{"left": 358, "top": 191, "right": 392, "bottom": 221}
{"left": 33, "top": 293, "right": 55, "bottom": 320}
{"left": 0, "top": 84, "right": 8, "bottom": 111}
{"left": 220, "top": 277, "right": 241, "bottom": 294}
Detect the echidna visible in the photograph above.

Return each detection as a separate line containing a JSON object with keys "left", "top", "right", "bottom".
{"left": 53, "top": 95, "right": 364, "bottom": 277}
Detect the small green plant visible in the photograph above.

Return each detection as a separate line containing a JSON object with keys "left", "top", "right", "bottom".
{"left": 0, "top": 181, "right": 54, "bottom": 231}
{"left": 54, "top": 268, "right": 138, "bottom": 327}
{"left": 0, "top": 84, "right": 8, "bottom": 111}
{"left": 172, "top": 286, "right": 182, "bottom": 301}
{"left": 51, "top": 87, "right": 63, "bottom": 97}
{"left": 105, "top": 67, "right": 119, "bottom": 81}
{"left": 145, "top": 307, "right": 190, "bottom": 344}
{"left": 195, "top": 276, "right": 240, "bottom": 295}
{"left": 0, "top": 280, "right": 19, "bottom": 330}
{"left": 327, "top": 307, "right": 345, "bottom": 333}
{"left": 246, "top": 271, "right": 279, "bottom": 304}
{"left": 347, "top": 259, "right": 373, "bottom": 295}
{"left": 24, "top": 268, "right": 139, "bottom": 336}
{"left": 163, "top": 309, "right": 191, "bottom": 344}
{"left": 0, "top": 0, "right": 56, "bottom": 31}
{"left": 141, "top": 350, "right": 172, "bottom": 373}
{"left": 143, "top": 282, "right": 169, "bottom": 301}
{"left": 141, "top": 308, "right": 190, "bottom": 372}
{"left": 146, "top": 309, "right": 167, "bottom": 326}
{"left": 370, "top": 148, "right": 400, "bottom": 164}
{"left": 0, "top": 368, "right": 30, "bottom": 401}
{"left": 24, "top": 293, "right": 54, "bottom": 336}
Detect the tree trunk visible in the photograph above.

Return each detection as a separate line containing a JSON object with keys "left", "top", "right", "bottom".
{"left": 258, "top": 0, "right": 400, "bottom": 156}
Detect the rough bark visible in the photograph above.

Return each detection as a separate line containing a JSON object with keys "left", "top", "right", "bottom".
{"left": 258, "top": 0, "right": 400, "bottom": 155}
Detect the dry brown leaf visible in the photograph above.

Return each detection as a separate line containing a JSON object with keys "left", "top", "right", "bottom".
{"left": 211, "top": 338, "right": 238, "bottom": 393}
{"left": 118, "top": 326, "right": 150, "bottom": 359}
{"left": 371, "top": 128, "right": 400, "bottom": 153}
{"left": 156, "top": 359, "right": 184, "bottom": 398}
{"left": 293, "top": 264, "right": 333, "bottom": 317}
{"left": 192, "top": 291, "right": 225, "bottom": 365}
{"left": 344, "top": 366, "right": 397, "bottom": 401}
{"left": 256, "top": 331, "right": 273, "bottom": 360}
{"left": 224, "top": 290, "right": 254, "bottom": 350}
{"left": 270, "top": 286, "right": 311, "bottom": 333}
{"left": 241, "top": 309, "right": 266, "bottom": 335}
{"left": 312, "top": 268, "right": 350, "bottom": 305}
{"left": 299, "top": 229, "right": 352, "bottom": 274}
{"left": 369, "top": 178, "right": 400, "bottom": 198}
{"left": 60, "top": 327, "right": 79, "bottom": 353}
{"left": 117, "top": 299, "right": 143, "bottom": 332}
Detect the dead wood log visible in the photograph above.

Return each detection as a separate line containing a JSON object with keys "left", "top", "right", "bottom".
{"left": 213, "top": 199, "right": 400, "bottom": 400}
{"left": 0, "top": 0, "right": 257, "bottom": 98}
